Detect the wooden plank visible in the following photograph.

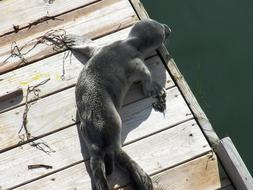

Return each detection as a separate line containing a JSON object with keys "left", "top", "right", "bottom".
{"left": 128, "top": 0, "right": 220, "bottom": 150}
{"left": 0, "top": 0, "right": 138, "bottom": 74}
{"left": 151, "top": 153, "right": 225, "bottom": 190}
{"left": 0, "top": 0, "right": 99, "bottom": 36}
{"left": 0, "top": 28, "right": 171, "bottom": 113}
{"left": 1, "top": 120, "right": 210, "bottom": 189}
{"left": 128, "top": 0, "right": 149, "bottom": 19}
{"left": 0, "top": 87, "right": 189, "bottom": 152}
{"left": 217, "top": 137, "right": 253, "bottom": 190}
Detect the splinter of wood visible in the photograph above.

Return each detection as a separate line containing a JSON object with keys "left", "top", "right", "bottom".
{"left": 0, "top": 87, "right": 23, "bottom": 102}
{"left": 28, "top": 164, "right": 53, "bottom": 170}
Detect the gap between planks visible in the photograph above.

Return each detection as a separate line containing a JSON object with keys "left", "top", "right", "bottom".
{"left": 0, "top": 0, "right": 138, "bottom": 74}
{"left": 1, "top": 120, "right": 210, "bottom": 189}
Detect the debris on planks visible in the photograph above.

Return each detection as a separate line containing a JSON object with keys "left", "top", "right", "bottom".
{"left": 19, "top": 78, "right": 51, "bottom": 141}
{"left": 41, "top": 29, "right": 73, "bottom": 80}
{"left": 18, "top": 78, "right": 56, "bottom": 155}
{"left": 12, "top": 24, "right": 20, "bottom": 33}
{"left": 28, "top": 164, "right": 53, "bottom": 170}
{"left": 10, "top": 30, "right": 76, "bottom": 154}
{"left": 3, "top": 29, "right": 72, "bottom": 78}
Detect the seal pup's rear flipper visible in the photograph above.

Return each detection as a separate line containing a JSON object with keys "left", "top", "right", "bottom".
{"left": 65, "top": 34, "right": 101, "bottom": 63}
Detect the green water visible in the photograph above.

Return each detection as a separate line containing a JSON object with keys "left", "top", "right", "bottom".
{"left": 141, "top": 0, "right": 253, "bottom": 174}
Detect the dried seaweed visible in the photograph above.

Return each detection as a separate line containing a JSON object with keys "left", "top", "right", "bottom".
{"left": 41, "top": 29, "right": 69, "bottom": 51}
{"left": 3, "top": 41, "right": 28, "bottom": 66}
{"left": 13, "top": 29, "right": 76, "bottom": 154}
{"left": 3, "top": 29, "right": 72, "bottom": 78}
{"left": 18, "top": 78, "right": 56, "bottom": 155}
{"left": 3, "top": 38, "right": 43, "bottom": 66}
{"left": 43, "top": 29, "right": 73, "bottom": 79}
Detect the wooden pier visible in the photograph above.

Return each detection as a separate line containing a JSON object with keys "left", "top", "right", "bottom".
{"left": 0, "top": 0, "right": 252, "bottom": 189}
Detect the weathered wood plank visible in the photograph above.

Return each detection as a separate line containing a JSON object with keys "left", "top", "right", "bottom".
{"left": 151, "top": 153, "right": 224, "bottom": 190}
{"left": 1, "top": 120, "right": 210, "bottom": 189}
{"left": 0, "top": 87, "right": 189, "bottom": 152}
{"left": 0, "top": 0, "right": 99, "bottom": 36}
{"left": 217, "top": 137, "right": 253, "bottom": 190}
{"left": 128, "top": 0, "right": 149, "bottom": 19}
{"left": 0, "top": 0, "right": 138, "bottom": 74}
{"left": 0, "top": 29, "right": 171, "bottom": 113}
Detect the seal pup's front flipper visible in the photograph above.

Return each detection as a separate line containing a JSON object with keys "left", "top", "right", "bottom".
{"left": 65, "top": 34, "right": 101, "bottom": 63}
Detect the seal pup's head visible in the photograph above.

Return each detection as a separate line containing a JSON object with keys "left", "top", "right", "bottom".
{"left": 127, "top": 19, "right": 171, "bottom": 56}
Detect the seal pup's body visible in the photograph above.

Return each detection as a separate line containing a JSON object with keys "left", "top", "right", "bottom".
{"left": 67, "top": 19, "right": 171, "bottom": 190}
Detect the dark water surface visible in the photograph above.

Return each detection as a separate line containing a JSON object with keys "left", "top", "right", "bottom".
{"left": 141, "top": 0, "right": 253, "bottom": 174}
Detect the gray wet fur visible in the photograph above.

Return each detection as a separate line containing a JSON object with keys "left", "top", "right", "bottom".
{"left": 67, "top": 19, "right": 171, "bottom": 190}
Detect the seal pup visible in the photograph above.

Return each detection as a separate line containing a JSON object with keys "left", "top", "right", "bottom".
{"left": 66, "top": 19, "right": 171, "bottom": 190}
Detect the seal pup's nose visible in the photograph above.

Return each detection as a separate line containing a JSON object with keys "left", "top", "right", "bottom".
{"left": 164, "top": 24, "right": 171, "bottom": 38}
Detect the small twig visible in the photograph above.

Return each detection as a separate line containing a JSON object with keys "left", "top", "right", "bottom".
{"left": 28, "top": 164, "right": 53, "bottom": 170}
